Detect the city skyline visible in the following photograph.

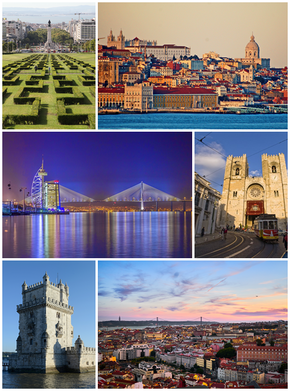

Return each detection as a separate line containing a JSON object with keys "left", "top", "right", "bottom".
{"left": 98, "top": 2, "right": 287, "bottom": 68}
{"left": 3, "top": 132, "right": 192, "bottom": 203}
{"left": 98, "top": 261, "right": 287, "bottom": 323}
{"left": 195, "top": 131, "right": 288, "bottom": 192}
{"left": 3, "top": 261, "right": 95, "bottom": 352}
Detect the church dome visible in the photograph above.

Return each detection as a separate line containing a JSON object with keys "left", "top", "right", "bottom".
{"left": 245, "top": 34, "right": 260, "bottom": 59}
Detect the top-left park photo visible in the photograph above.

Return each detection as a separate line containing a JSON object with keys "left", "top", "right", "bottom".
{"left": 2, "top": 2, "right": 96, "bottom": 129}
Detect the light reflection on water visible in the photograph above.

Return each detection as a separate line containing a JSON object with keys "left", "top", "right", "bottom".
{"left": 3, "top": 212, "right": 192, "bottom": 258}
{"left": 3, "top": 371, "right": 95, "bottom": 388}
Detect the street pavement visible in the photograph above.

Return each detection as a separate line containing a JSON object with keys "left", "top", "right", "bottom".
{"left": 195, "top": 230, "right": 287, "bottom": 258}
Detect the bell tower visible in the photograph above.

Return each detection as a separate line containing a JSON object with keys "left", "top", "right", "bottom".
{"left": 219, "top": 154, "right": 249, "bottom": 227}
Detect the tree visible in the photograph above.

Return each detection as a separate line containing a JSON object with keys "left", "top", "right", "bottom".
{"left": 216, "top": 347, "right": 237, "bottom": 359}
{"left": 224, "top": 343, "right": 233, "bottom": 349}
{"left": 256, "top": 339, "right": 265, "bottom": 346}
{"left": 150, "top": 350, "right": 156, "bottom": 357}
{"left": 196, "top": 367, "right": 204, "bottom": 374}
{"left": 279, "top": 362, "right": 287, "bottom": 374}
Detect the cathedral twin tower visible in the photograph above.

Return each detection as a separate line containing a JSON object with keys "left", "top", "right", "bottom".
{"left": 218, "top": 153, "right": 287, "bottom": 230}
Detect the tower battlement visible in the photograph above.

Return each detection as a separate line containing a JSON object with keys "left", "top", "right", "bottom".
{"left": 17, "top": 296, "right": 74, "bottom": 312}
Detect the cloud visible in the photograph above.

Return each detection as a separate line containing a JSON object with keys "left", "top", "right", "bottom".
{"left": 114, "top": 285, "right": 148, "bottom": 302}
{"left": 195, "top": 141, "right": 226, "bottom": 181}
{"left": 166, "top": 306, "right": 182, "bottom": 312}
{"left": 232, "top": 308, "right": 287, "bottom": 317}
{"left": 98, "top": 290, "right": 110, "bottom": 297}
{"left": 249, "top": 170, "right": 261, "bottom": 177}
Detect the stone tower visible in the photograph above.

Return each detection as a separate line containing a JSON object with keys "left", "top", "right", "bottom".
{"left": 10, "top": 272, "right": 74, "bottom": 373}
{"left": 218, "top": 153, "right": 287, "bottom": 230}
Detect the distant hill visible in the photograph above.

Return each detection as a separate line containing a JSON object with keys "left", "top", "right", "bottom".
{"left": 3, "top": 5, "right": 95, "bottom": 24}
{"left": 98, "top": 320, "right": 216, "bottom": 328}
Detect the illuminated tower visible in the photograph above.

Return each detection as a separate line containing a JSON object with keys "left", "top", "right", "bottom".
{"left": 38, "top": 159, "right": 48, "bottom": 209}
{"left": 31, "top": 158, "right": 47, "bottom": 209}
{"left": 31, "top": 159, "right": 61, "bottom": 210}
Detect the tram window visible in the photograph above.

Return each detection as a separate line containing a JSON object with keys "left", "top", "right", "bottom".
{"left": 259, "top": 222, "right": 263, "bottom": 230}
{"left": 263, "top": 221, "right": 268, "bottom": 229}
{"left": 269, "top": 221, "right": 274, "bottom": 229}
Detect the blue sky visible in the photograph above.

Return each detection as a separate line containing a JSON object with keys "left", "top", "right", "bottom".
{"left": 195, "top": 131, "right": 288, "bottom": 191}
{"left": 98, "top": 260, "right": 287, "bottom": 323}
{"left": 3, "top": 261, "right": 95, "bottom": 352}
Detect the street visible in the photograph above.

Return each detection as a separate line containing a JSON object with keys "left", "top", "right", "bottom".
{"left": 195, "top": 231, "right": 287, "bottom": 258}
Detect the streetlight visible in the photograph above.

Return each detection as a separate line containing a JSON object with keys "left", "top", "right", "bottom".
{"left": 19, "top": 187, "right": 29, "bottom": 212}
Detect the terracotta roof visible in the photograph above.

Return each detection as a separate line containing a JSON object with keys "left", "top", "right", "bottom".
{"left": 153, "top": 86, "right": 216, "bottom": 95}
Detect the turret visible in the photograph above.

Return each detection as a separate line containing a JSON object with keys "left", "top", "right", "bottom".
{"left": 75, "top": 335, "right": 84, "bottom": 353}
{"left": 43, "top": 272, "right": 49, "bottom": 285}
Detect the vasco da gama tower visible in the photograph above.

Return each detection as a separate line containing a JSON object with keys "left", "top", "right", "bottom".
{"left": 31, "top": 159, "right": 61, "bottom": 211}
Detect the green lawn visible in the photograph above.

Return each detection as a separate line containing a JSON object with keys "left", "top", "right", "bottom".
{"left": 3, "top": 53, "right": 95, "bottom": 129}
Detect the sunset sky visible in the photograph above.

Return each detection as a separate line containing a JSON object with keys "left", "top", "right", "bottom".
{"left": 98, "top": 2, "right": 287, "bottom": 68}
{"left": 98, "top": 261, "right": 287, "bottom": 323}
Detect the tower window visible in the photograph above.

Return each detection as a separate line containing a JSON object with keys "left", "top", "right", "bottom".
{"left": 233, "top": 191, "right": 237, "bottom": 197}
{"left": 274, "top": 190, "right": 279, "bottom": 197}
{"left": 235, "top": 168, "right": 240, "bottom": 175}
{"left": 30, "top": 339, "right": 33, "bottom": 345}
{"left": 272, "top": 166, "right": 277, "bottom": 173}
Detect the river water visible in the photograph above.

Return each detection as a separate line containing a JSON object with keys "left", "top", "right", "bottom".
{"left": 98, "top": 113, "right": 287, "bottom": 129}
{"left": 3, "top": 371, "right": 95, "bottom": 388}
{"left": 3, "top": 212, "right": 192, "bottom": 258}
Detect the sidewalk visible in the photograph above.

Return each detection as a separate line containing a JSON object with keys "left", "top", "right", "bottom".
{"left": 195, "top": 231, "right": 222, "bottom": 244}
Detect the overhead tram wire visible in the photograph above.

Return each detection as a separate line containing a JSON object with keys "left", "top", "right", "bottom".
{"left": 248, "top": 138, "right": 287, "bottom": 158}
{"left": 195, "top": 137, "right": 288, "bottom": 184}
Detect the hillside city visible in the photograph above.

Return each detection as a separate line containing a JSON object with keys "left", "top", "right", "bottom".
{"left": 3, "top": 17, "right": 95, "bottom": 52}
{"left": 98, "top": 31, "right": 287, "bottom": 113}
{"left": 98, "top": 322, "right": 287, "bottom": 388}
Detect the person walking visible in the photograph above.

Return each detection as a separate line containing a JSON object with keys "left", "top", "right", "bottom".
{"left": 221, "top": 227, "right": 225, "bottom": 240}
{"left": 224, "top": 227, "right": 228, "bottom": 239}
{"left": 283, "top": 231, "right": 288, "bottom": 250}
{"left": 201, "top": 227, "right": 205, "bottom": 237}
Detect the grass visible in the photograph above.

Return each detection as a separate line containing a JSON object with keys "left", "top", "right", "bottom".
{"left": 3, "top": 53, "right": 95, "bottom": 129}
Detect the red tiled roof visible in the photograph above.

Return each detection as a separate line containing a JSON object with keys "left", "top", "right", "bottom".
{"left": 98, "top": 87, "right": 125, "bottom": 93}
{"left": 153, "top": 86, "right": 216, "bottom": 95}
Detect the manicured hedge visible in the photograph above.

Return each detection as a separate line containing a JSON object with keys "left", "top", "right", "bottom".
{"left": 89, "top": 86, "right": 95, "bottom": 97}
{"left": 56, "top": 87, "right": 84, "bottom": 104}
{"left": 3, "top": 75, "right": 19, "bottom": 85}
{"left": 3, "top": 98, "right": 41, "bottom": 127}
{"left": 13, "top": 86, "right": 44, "bottom": 104}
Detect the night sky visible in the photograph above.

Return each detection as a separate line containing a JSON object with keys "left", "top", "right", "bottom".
{"left": 3, "top": 132, "right": 192, "bottom": 202}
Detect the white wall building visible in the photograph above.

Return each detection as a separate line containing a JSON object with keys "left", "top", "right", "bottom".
{"left": 74, "top": 19, "right": 95, "bottom": 42}
{"left": 195, "top": 172, "right": 221, "bottom": 237}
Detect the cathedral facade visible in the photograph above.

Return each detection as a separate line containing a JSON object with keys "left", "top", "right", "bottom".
{"left": 9, "top": 273, "right": 95, "bottom": 373}
{"left": 218, "top": 153, "right": 287, "bottom": 230}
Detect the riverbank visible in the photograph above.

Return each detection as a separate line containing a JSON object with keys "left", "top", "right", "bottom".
{"left": 98, "top": 107, "right": 287, "bottom": 115}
